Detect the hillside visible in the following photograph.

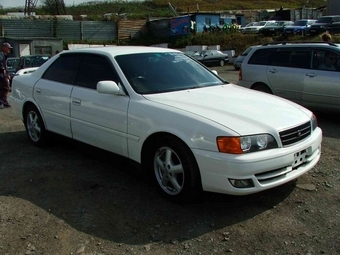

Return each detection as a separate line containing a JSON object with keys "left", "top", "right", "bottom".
{"left": 0, "top": 0, "right": 327, "bottom": 16}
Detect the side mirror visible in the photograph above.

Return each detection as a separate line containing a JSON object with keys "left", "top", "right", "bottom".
{"left": 97, "top": 80, "right": 124, "bottom": 95}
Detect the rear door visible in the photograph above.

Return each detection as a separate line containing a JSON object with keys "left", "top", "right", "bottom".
{"left": 70, "top": 53, "right": 130, "bottom": 156}
{"left": 266, "top": 48, "right": 311, "bottom": 104}
{"left": 34, "top": 54, "right": 82, "bottom": 137}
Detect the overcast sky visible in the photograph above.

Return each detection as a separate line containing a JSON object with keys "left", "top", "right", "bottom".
{"left": 1, "top": 0, "right": 116, "bottom": 8}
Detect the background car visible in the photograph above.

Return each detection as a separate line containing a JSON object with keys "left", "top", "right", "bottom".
{"left": 16, "top": 55, "right": 50, "bottom": 71}
{"left": 237, "top": 41, "right": 340, "bottom": 111}
{"left": 242, "top": 20, "right": 277, "bottom": 34}
{"left": 14, "top": 67, "right": 39, "bottom": 76}
{"left": 238, "top": 21, "right": 257, "bottom": 33}
{"left": 192, "top": 49, "right": 229, "bottom": 66}
{"left": 259, "top": 21, "right": 294, "bottom": 36}
{"left": 233, "top": 46, "right": 254, "bottom": 70}
{"left": 9, "top": 46, "right": 321, "bottom": 203}
{"left": 6, "top": 57, "right": 20, "bottom": 78}
{"left": 309, "top": 15, "right": 340, "bottom": 35}
{"left": 283, "top": 19, "right": 317, "bottom": 35}
{"left": 324, "top": 22, "right": 340, "bottom": 34}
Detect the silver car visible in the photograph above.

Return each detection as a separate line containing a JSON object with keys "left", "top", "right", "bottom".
{"left": 233, "top": 46, "right": 254, "bottom": 70}
{"left": 237, "top": 42, "right": 340, "bottom": 111}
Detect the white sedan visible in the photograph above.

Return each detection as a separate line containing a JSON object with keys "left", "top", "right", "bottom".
{"left": 10, "top": 46, "right": 322, "bottom": 202}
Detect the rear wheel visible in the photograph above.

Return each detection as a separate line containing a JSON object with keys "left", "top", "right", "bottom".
{"left": 252, "top": 84, "right": 272, "bottom": 94}
{"left": 144, "top": 135, "right": 202, "bottom": 203}
{"left": 24, "top": 105, "right": 49, "bottom": 147}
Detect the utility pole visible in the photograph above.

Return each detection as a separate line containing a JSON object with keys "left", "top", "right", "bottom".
{"left": 24, "top": 0, "right": 38, "bottom": 16}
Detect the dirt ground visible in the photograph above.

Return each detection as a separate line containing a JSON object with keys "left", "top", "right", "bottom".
{"left": 0, "top": 65, "right": 339, "bottom": 255}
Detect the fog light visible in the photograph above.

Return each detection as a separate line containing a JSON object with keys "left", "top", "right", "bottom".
{"left": 229, "top": 179, "right": 254, "bottom": 188}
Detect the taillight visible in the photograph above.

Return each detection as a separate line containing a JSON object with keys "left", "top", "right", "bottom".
{"left": 238, "top": 68, "right": 242, "bottom": 80}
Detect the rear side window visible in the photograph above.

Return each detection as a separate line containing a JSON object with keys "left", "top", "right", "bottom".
{"left": 42, "top": 54, "right": 82, "bottom": 84}
{"left": 248, "top": 48, "right": 277, "bottom": 65}
{"left": 249, "top": 48, "right": 310, "bottom": 69}
{"left": 269, "top": 49, "right": 310, "bottom": 68}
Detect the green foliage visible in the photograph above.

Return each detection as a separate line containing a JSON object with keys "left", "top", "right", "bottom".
{"left": 0, "top": 0, "right": 326, "bottom": 16}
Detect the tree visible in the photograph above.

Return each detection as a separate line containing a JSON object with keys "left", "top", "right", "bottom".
{"left": 41, "top": 0, "right": 66, "bottom": 15}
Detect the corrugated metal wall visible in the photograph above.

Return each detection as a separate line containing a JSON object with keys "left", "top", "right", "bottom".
{"left": 118, "top": 20, "right": 147, "bottom": 40}
{"left": 0, "top": 19, "right": 117, "bottom": 41}
{"left": 0, "top": 19, "right": 54, "bottom": 37}
{"left": 58, "top": 21, "right": 117, "bottom": 41}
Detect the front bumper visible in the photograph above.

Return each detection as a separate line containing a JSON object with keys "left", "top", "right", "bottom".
{"left": 193, "top": 127, "right": 322, "bottom": 195}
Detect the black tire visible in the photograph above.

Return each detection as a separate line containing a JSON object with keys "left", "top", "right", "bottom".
{"left": 252, "top": 84, "right": 272, "bottom": 94}
{"left": 144, "top": 135, "right": 202, "bottom": 203}
{"left": 219, "top": 60, "right": 225, "bottom": 67}
{"left": 301, "top": 30, "right": 305, "bottom": 36}
{"left": 24, "top": 105, "right": 49, "bottom": 147}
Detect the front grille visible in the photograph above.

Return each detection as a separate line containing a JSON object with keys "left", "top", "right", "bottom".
{"left": 279, "top": 121, "right": 311, "bottom": 147}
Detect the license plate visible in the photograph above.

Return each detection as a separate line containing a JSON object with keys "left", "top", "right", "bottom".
{"left": 293, "top": 149, "right": 307, "bottom": 168}
{"left": 286, "top": 31, "right": 291, "bottom": 33}
{"left": 310, "top": 30, "right": 316, "bottom": 32}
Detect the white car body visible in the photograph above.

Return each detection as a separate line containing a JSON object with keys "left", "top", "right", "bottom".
{"left": 243, "top": 21, "right": 277, "bottom": 34}
{"left": 10, "top": 46, "right": 322, "bottom": 202}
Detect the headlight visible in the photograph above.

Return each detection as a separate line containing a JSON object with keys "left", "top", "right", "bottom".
{"left": 311, "top": 114, "right": 318, "bottom": 131}
{"left": 217, "top": 134, "right": 278, "bottom": 154}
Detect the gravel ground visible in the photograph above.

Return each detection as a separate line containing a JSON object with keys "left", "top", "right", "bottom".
{"left": 0, "top": 65, "right": 339, "bottom": 255}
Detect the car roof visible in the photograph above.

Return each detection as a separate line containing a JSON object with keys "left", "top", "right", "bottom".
{"left": 61, "top": 46, "right": 180, "bottom": 57}
{"left": 254, "top": 41, "right": 340, "bottom": 49}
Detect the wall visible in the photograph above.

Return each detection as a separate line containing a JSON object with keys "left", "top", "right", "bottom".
{"left": 0, "top": 19, "right": 117, "bottom": 41}
{"left": 327, "top": 0, "right": 340, "bottom": 15}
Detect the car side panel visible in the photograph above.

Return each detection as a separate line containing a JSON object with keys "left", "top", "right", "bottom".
{"left": 303, "top": 69, "right": 340, "bottom": 110}
{"left": 70, "top": 86, "right": 130, "bottom": 157}
{"left": 266, "top": 66, "right": 305, "bottom": 103}
{"left": 33, "top": 79, "right": 73, "bottom": 138}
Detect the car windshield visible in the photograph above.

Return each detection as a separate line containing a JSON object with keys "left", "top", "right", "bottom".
{"left": 294, "top": 20, "right": 307, "bottom": 26}
{"left": 7, "top": 58, "right": 19, "bottom": 68}
{"left": 241, "top": 47, "right": 253, "bottom": 56}
{"left": 255, "top": 21, "right": 267, "bottom": 26}
{"left": 115, "top": 52, "right": 225, "bottom": 94}
{"left": 316, "top": 17, "right": 332, "bottom": 23}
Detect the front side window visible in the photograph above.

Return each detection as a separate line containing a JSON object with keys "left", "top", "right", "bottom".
{"left": 42, "top": 54, "right": 82, "bottom": 84}
{"left": 313, "top": 49, "right": 340, "bottom": 71}
{"left": 76, "top": 54, "right": 120, "bottom": 90}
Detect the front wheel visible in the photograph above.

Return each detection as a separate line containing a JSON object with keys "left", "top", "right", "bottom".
{"left": 144, "top": 135, "right": 202, "bottom": 203}
{"left": 24, "top": 105, "right": 49, "bottom": 147}
{"left": 219, "top": 60, "right": 225, "bottom": 66}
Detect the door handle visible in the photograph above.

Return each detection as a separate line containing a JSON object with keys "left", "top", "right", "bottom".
{"left": 306, "top": 73, "right": 317, "bottom": 78}
{"left": 72, "top": 98, "right": 81, "bottom": 106}
{"left": 268, "top": 69, "right": 278, "bottom": 73}
{"left": 35, "top": 88, "right": 41, "bottom": 94}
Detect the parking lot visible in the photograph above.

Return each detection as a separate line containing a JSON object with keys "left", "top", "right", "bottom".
{"left": 0, "top": 65, "right": 339, "bottom": 254}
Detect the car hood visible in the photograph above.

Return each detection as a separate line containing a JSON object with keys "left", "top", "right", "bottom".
{"left": 246, "top": 26, "right": 263, "bottom": 29}
{"left": 285, "top": 25, "right": 306, "bottom": 29}
{"left": 311, "top": 23, "right": 329, "bottom": 27}
{"left": 143, "top": 84, "right": 310, "bottom": 135}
